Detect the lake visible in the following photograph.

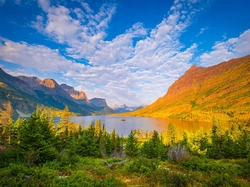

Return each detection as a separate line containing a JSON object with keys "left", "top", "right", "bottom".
{"left": 59, "top": 116, "right": 213, "bottom": 137}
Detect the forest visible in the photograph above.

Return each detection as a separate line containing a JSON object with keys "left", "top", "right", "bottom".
{"left": 0, "top": 104, "right": 250, "bottom": 186}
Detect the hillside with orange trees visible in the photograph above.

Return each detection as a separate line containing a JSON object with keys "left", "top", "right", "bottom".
{"left": 124, "top": 55, "right": 250, "bottom": 122}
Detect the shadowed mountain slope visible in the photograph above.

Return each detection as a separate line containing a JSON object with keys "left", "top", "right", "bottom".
{"left": 0, "top": 69, "right": 114, "bottom": 116}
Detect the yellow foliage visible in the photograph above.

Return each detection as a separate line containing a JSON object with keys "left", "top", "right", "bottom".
{"left": 121, "top": 55, "right": 250, "bottom": 123}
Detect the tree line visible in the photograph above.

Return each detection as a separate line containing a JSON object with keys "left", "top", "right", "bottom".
{"left": 0, "top": 104, "right": 250, "bottom": 167}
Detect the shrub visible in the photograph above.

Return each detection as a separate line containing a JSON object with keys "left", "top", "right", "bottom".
{"left": 236, "top": 160, "right": 250, "bottom": 179}
{"left": 145, "top": 168, "right": 192, "bottom": 187}
{"left": 124, "top": 157, "right": 159, "bottom": 174}
{"left": 206, "top": 173, "right": 241, "bottom": 187}
{"left": 182, "top": 157, "right": 243, "bottom": 176}
{"left": 54, "top": 170, "right": 125, "bottom": 187}
{"left": 168, "top": 144, "right": 190, "bottom": 163}
{"left": 0, "top": 164, "right": 57, "bottom": 187}
{"left": 0, "top": 146, "right": 24, "bottom": 167}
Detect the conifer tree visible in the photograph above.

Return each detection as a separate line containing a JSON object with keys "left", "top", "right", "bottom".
{"left": 0, "top": 122, "right": 4, "bottom": 145}
{"left": 116, "top": 133, "right": 122, "bottom": 156}
{"left": 125, "top": 130, "right": 139, "bottom": 158}
{"left": 99, "top": 124, "right": 107, "bottom": 156}
{"left": 106, "top": 134, "right": 112, "bottom": 157}
{"left": 111, "top": 129, "right": 117, "bottom": 154}
{"left": 19, "top": 110, "right": 56, "bottom": 165}
{"left": 207, "top": 119, "right": 225, "bottom": 159}
{"left": 10, "top": 118, "right": 24, "bottom": 147}
{"left": 167, "top": 123, "right": 177, "bottom": 146}
{"left": 141, "top": 130, "right": 167, "bottom": 160}
{"left": 75, "top": 122, "right": 101, "bottom": 158}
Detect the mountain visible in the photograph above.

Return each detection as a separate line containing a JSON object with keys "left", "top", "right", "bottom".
{"left": 0, "top": 69, "right": 113, "bottom": 116}
{"left": 60, "top": 84, "right": 88, "bottom": 100}
{"left": 60, "top": 84, "right": 91, "bottom": 106}
{"left": 18, "top": 76, "right": 91, "bottom": 115}
{"left": 0, "top": 68, "right": 41, "bottom": 114}
{"left": 90, "top": 98, "right": 114, "bottom": 114}
{"left": 111, "top": 104, "right": 146, "bottom": 113}
{"left": 125, "top": 55, "right": 250, "bottom": 122}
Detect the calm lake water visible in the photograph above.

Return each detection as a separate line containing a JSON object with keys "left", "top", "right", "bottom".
{"left": 58, "top": 116, "right": 213, "bottom": 137}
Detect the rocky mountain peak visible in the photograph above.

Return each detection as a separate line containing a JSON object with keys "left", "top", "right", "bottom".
{"left": 18, "top": 76, "right": 41, "bottom": 88}
{"left": 90, "top": 98, "right": 107, "bottom": 107}
{"left": 41, "top": 78, "right": 57, "bottom": 88}
{"left": 60, "top": 84, "right": 88, "bottom": 101}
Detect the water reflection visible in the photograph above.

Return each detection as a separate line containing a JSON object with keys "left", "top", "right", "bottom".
{"left": 61, "top": 116, "right": 213, "bottom": 137}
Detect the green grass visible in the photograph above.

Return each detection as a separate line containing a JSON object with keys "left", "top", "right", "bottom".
{"left": 0, "top": 156, "right": 249, "bottom": 187}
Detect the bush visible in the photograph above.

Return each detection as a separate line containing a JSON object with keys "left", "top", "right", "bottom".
{"left": 206, "top": 173, "right": 241, "bottom": 187}
{"left": 0, "top": 164, "right": 57, "bottom": 187}
{"left": 236, "top": 160, "right": 250, "bottom": 178}
{"left": 145, "top": 168, "right": 192, "bottom": 187}
{"left": 168, "top": 144, "right": 190, "bottom": 163}
{"left": 0, "top": 146, "right": 24, "bottom": 167}
{"left": 54, "top": 170, "right": 125, "bottom": 187}
{"left": 182, "top": 157, "right": 243, "bottom": 176}
{"left": 248, "top": 152, "right": 250, "bottom": 163}
{"left": 124, "top": 157, "right": 159, "bottom": 174}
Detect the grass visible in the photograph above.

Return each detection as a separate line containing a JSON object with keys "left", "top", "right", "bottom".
{"left": 1, "top": 156, "right": 249, "bottom": 187}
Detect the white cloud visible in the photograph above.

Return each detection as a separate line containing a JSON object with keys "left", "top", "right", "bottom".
{"left": 4, "top": 68, "right": 37, "bottom": 77}
{"left": 81, "top": 2, "right": 93, "bottom": 14}
{"left": 38, "top": 0, "right": 50, "bottom": 12}
{"left": 66, "top": 0, "right": 203, "bottom": 105}
{"left": 0, "top": 37, "right": 84, "bottom": 72}
{"left": 33, "top": 2, "right": 117, "bottom": 59}
{"left": 200, "top": 29, "right": 250, "bottom": 67}
{"left": 196, "top": 26, "right": 208, "bottom": 36}
{"left": 1, "top": 0, "right": 209, "bottom": 106}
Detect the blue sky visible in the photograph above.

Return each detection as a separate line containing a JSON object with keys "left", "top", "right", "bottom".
{"left": 0, "top": 0, "right": 250, "bottom": 106}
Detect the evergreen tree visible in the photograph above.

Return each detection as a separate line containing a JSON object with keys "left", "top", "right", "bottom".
{"left": 0, "top": 122, "right": 4, "bottom": 146}
{"left": 19, "top": 110, "right": 57, "bottom": 165}
{"left": 106, "top": 134, "right": 112, "bottom": 157}
{"left": 99, "top": 124, "right": 107, "bottom": 156}
{"left": 236, "top": 127, "right": 250, "bottom": 158}
{"left": 111, "top": 129, "right": 117, "bottom": 154}
{"left": 125, "top": 130, "right": 139, "bottom": 158}
{"left": 141, "top": 130, "right": 167, "bottom": 160}
{"left": 207, "top": 119, "right": 225, "bottom": 159}
{"left": 116, "top": 133, "right": 122, "bottom": 156}
{"left": 75, "top": 122, "right": 101, "bottom": 158}
{"left": 4, "top": 119, "right": 13, "bottom": 145}
{"left": 167, "top": 123, "right": 177, "bottom": 146}
{"left": 10, "top": 118, "right": 24, "bottom": 147}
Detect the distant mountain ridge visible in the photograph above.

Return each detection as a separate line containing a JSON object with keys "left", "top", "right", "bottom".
{"left": 124, "top": 55, "right": 250, "bottom": 122}
{"left": 111, "top": 104, "right": 146, "bottom": 113}
{"left": 0, "top": 69, "right": 114, "bottom": 116}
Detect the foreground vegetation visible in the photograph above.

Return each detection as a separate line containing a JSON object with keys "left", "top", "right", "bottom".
{"left": 0, "top": 105, "right": 250, "bottom": 186}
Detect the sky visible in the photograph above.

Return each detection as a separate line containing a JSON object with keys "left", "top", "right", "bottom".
{"left": 0, "top": 0, "right": 250, "bottom": 107}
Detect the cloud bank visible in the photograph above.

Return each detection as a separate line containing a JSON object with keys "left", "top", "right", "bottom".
{"left": 200, "top": 29, "right": 250, "bottom": 66}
